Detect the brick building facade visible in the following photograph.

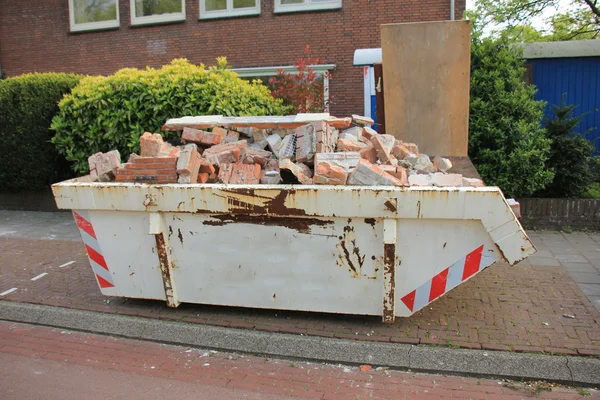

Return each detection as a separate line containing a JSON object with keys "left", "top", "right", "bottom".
{"left": 0, "top": 0, "right": 465, "bottom": 116}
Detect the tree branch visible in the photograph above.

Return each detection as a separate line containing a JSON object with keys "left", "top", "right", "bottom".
{"left": 583, "top": 0, "right": 600, "bottom": 18}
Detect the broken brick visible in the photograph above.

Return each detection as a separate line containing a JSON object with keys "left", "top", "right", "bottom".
{"left": 314, "top": 121, "right": 337, "bottom": 154}
{"left": 279, "top": 158, "right": 311, "bottom": 184}
{"left": 278, "top": 133, "right": 297, "bottom": 160}
{"left": 88, "top": 150, "right": 121, "bottom": 182}
{"left": 359, "top": 141, "right": 378, "bottom": 163}
{"left": 340, "top": 126, "right": 363, "bottom": 142}
{"left": 352, "top": 115, "right": 374, "bottom": 126}
{"left": 212, "top": 126, "right": 228, "bottom": 140}
{"left": 362, "top": 127, "right": 377, "bottom": 141}
{"left": 182, "top": 127, "right": 222, "bottom": 147}
{"left": 297, "top": 162, "right": 313, "bottom": 178}
{"left": 199, "top": 158, "right": 216, "bottom": 175}
{"left": 177, "top": 144, "right": 201, "bottom": 184}
{"left": 314, "top": 152, "right": 361, "bottom": 172}
{"left": 347, "top": 159, "right": 406, "bottom": 186}
{"left": 404, "top": 143, "right": 419, "bottom": 154}
{"left": 313, "top": 161, "right": 348, "bottom": 185}
{"left": 266, "top": 133, "right": 283, "bottom": 154}
{"left": 381, "top": 165, "right": 408, "bottom": 185}
{"left": 392, "top": 141, "right": 411, "bottom": 160}
{"left": 222, "top": 130, "right": 240, "bottom": 144}
{"left": 337, "top": 138, "right": 367, "bottom": 152}
{"left": 371, "top": 134, "right": 396, "bottom": 164}
{"left": 507, "top": 199, "right": 521, "bottom": 218}
{"left": 218, "top": 162, "right": 261, "bottom": 184}
{"left": 203, "top": 140, "right": 247, "bottom": 165}
{"left": 198, "top": 173, "right": 210, "bottom": 183}
{"left": 242, "top": 148, "right": 272, "bottom": 167}
{"left": 433, "top": 156, "right": 453, "bottom": 173}
{"left": 253, "top": 129, "right": 269, "bottom": 142}
{"left": 261, "top": 175, "right": 282, "bottom": 184}
{"left": 140, "top": 132, "right": 164, "bottom": 157}
{"left": 295, "top": 123, "right": 317, "bottom": 164}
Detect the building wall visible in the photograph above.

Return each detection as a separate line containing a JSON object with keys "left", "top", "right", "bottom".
{"left": 529, "top": 57, "right": 600, "bottom": 151}
{"left": 0, "top": 0, "right": 466, "bottom": 116}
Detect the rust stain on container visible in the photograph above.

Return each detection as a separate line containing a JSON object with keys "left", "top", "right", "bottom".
{"left": 364, "top": 218, "right": 376, "bottom": 227}
{"left": 177, "top": 228, "right": 184, "bottom": 246}
{"left": 384, "top": 200, "right": 397, "bottom": 212}
{"left": 336, "top": 223, "right": 367, "bottom": 278}
{"left": 155, "top": 232, "right": 178, "bottom": 308}
{"left": 382, "top": 243, "right": 396, "bottom": 323}
{"left": 201, "top": 214, "right": 332, "bottom": 234}
{"left": 196, "top": 189, "right": 312, "bottom": 217}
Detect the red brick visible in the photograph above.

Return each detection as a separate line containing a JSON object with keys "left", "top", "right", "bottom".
{"left": 182, "top": 127, "right": 222, "bottom": 147}
{"left": 242, "top": 148, "right": 271, "bottom": 167}
{"left": 348, "top": 159, "right": 406, "bottom": 186}
{"left": 198, "top": 172, "right": 209, "bottom": 183}
{"left": 359, "top": 142, "right": 378, "bottom": 163}
{"left": 199, "top": 158, "right": 216, "bottom": 174}
{"left": 314, "top": 161, "right": 347, "bottom": 185}
{"left": 371, "top": 134, "right": 396, "bottom": 164}
{"left": 140, "top": 132, "right": 164, "bottom": 157}
{"left": 336, "top": 138, "right": 366, "bottom": 152}
{"left": 391, "top": 141, "right": 411, "bottom": 159}
{"left": 212, "top": 126, "right": 227, "bottom": 139}
{"left": 134, "top": 156, "right": 178, "bottom": 164}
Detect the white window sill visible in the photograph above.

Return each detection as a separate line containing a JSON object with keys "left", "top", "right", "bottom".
{"left": 70, "top": 21, "right": 120, "bottom": 33}
{"left": 274, "top": 3, "right": 341, "bottom": 13}
{"left": 199, "top": 10, "right": 260, "bottom": 20}
{"left": 131, "top": 14, "right": 186, "bottom": 26}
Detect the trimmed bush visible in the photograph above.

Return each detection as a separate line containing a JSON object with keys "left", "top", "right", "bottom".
{"left": 51, "top": 58, "right": 287, "bottom": 174}
{"left": 0, "top": 73, "right": 82, "bottom": 191}
{"left": 469, "top": 34, "right": 554, "bottom": 198}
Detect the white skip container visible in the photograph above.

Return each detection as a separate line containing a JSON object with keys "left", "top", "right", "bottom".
{"left": 52, "top": 181, "right": 535, "bottom": 322}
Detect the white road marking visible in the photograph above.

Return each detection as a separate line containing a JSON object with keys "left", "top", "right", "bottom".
{"left": 58, "top": 261, "right": 75, "bottom": 268}
{"left": 30, "top": 273, "right": 48, "bottom": 281}
{"left": 0, "top": 288, "right": 18, "bottom": 296}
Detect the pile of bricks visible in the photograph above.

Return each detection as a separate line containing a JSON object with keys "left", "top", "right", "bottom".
{"left": 87, "top": 115, "right": 484, "bottom": 187}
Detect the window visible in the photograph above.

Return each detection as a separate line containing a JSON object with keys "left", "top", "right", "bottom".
{"left": 69, "top": 0, "right": 120, "bottom": 32}
{"left": 130, "top": 0, "right": 185, "bottom": 25}
{"left": 232, "top": 64, "right": 335, "bottom": 112}
{"left": 274, "top": 0, "right": 341, "bottom": 13}
{"left": 199, "top": 0, "right": 260, "bottom": 19}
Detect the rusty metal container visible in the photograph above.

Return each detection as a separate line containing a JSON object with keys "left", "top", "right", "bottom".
{"left": 52, "top": 180, "right": 534, "bottom": 322}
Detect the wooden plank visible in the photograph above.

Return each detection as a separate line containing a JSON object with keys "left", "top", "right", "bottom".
{"left": 381, "top": 21, "right": 471, "bottom": 156}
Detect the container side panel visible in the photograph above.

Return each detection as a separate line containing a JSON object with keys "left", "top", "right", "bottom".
{"left": 166, "top": 214, "right": 385, "bottom": 315}
{"left": 88, "top": 211, "right": 167, "bottom": 300}
{"left": 395, "top": 219, "right": 500, "bottom": 316}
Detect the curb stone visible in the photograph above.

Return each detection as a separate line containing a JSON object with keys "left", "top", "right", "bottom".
{"left": 0, "top": 300, "right": 598, "bottom": 386}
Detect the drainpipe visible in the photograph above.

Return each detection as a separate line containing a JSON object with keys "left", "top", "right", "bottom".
{"left": 450, "top": 0, "right": 455, "bottom": 20}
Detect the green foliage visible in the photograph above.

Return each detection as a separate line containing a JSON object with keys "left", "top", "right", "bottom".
{"left": 51, "top": 58, "right": 286, "bottom": 174}
{"left": 0, "top": 73, "right": 82, "bottom": 190}
{"left": 469, "top": 33, "right": 554, "bottom": 197}
{"left": 535, "top": 100, "right": 596, "bottom": 198}
{"left": 581, "top": 182, "right": 600, "bottom": 199}
{"left": 470, "top": 0, "right": 600, "bottom": 41}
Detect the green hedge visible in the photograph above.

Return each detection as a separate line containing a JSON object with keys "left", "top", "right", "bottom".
{"left": 51, "top": 58, "right": 287, "bottom": 175}
{"left": 0, "top": 73, "right": 82, "bottom": 191}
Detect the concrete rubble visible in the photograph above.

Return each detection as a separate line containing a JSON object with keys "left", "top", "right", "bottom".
{"left": 88, "top": 115, "right": 487, "bottom": 188}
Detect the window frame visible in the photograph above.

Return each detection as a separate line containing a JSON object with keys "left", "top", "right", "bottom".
{"left": 232, "top": 64, "right": 335, "bottom": 112}
{"left": 199, "top": 0, "right": 261, "bottom": 20}
{"left": 69, "top": 0, "right": 121, "bottom": 32}
{"left": 130, "top": 0, "right": 186, "bottom": 26}
{"left": 274, "top": 0, "right": 341, "bottom": 14}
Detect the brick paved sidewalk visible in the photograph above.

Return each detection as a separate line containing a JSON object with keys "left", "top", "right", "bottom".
{"left": 1, "top": 236, "right": 599, "bottom": 356}
{"left": 1, "top": 321, "right": 598, "bottom": 400}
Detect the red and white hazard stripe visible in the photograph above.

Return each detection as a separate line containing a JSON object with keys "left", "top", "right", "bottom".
{"left": 400, "top": 245, "right": 498, "bottom": 313}
{"left": 73, "top": 210, "right": 115, "bottom": 289}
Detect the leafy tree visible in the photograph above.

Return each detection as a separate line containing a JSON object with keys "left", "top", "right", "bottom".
{"left": 468, "top": 29, "right": 554, "bottom": 197}
{"left": 471, "top": 0, "right": 600, "bottom": 41}
{"left": 535, "top": 99, "right": 596, "bottom": 197}
{"left": 269, "top": 46, "right": 332, "bottom": 113}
